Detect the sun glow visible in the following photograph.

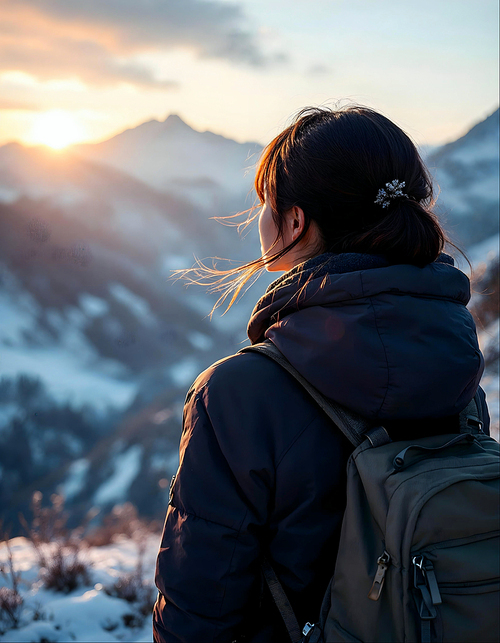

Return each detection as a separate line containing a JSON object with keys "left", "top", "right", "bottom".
{"left": 30, "top": 110, "right": 85, "bottom": 149}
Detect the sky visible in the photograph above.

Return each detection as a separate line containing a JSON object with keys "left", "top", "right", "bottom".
{"left": 0, "top": 0, "right": 498, "bottom": 150}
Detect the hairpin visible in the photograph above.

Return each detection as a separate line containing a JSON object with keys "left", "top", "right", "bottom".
{"left": 374, "top": 180, "right": 408, "bottom": 209}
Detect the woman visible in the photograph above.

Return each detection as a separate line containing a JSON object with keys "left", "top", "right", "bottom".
{"left": 153, "top": 106, "right": 489, "bottom": 642}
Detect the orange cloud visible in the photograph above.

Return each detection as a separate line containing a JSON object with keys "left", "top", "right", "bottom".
{"left": 0, "top": 97, "right": 40, "bottom": 110}
{"left": 0, "top": 0, "right": 282, "bottom": 90}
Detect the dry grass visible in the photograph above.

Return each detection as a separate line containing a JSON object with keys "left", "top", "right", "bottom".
{"left": 103, "top": 516, "right": 155, "bottom": 625}
{"left": 84, "top": 502, "right": 160, "bottom": 547}
{"left": 20, "top": 492, "right": 92, "bottom": 594}
{"left": 0, "top": 527, "right": 24, "bottom": 633}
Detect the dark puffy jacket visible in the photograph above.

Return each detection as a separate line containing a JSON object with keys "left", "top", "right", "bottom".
{"left": 153, "top": 253, "right": 489, "bottom": 643}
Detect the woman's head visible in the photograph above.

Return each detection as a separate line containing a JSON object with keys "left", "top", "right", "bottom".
{"left": 256, "top": 105, "right": 445, "bottom": 271}
{"left": 178, "top": 104, "right": 454, "bottom": 312}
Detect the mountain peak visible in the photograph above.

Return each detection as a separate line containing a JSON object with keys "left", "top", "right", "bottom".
{"left": 162, "top": 114, "right": 191, "bottom": 131}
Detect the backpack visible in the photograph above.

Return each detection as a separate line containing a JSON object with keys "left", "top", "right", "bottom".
{"left": 241, "top": 341, "right": 500, "bottom": 643}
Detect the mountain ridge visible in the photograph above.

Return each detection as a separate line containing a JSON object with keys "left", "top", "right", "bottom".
{"left": 72, "top": 113, "right": 262, "bottom": 198}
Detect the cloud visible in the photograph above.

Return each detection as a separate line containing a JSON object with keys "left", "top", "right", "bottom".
{"left": 0, "top": 98, "right": 40, "bottom": 111}
{"left": 0, "top": 0, "right": 279, "bottom": 90}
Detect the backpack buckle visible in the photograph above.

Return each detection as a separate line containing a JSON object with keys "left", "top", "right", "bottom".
{"left": 301, "top": 622, "right": 322, "bottom": 642}
{"left": 365, "top": 426, "right": 391, "bottom": 447}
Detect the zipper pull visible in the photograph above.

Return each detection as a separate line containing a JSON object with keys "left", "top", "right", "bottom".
{"left": 368, "top": 550, "right": 391, "bottom": 601}
{"left": 413, "top": 555, "right": 442, "bottom": 605}
{"left": 422, "top": 559, "right": 442, "bottom": 605}
{"left": 168, "top": 474, "right": 176, "bottom": 506}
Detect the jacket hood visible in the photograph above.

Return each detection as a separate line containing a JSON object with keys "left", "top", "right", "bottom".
{"left": 247, "top": 253, "right": 484, "bottom": 420}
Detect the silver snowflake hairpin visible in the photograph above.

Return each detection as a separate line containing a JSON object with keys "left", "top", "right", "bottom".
{"left": 374, "top": 179, "right": 408, "bottom": 209}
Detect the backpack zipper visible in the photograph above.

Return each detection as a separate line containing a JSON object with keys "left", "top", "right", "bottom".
{"left": 368, "top": 550, "right": 391, "bottom": 601}
{"left": 412, "top": 554, "right": 442, "bottom": 642}
{"left": 413, "top": 555, "right": 442, "bottom": 606}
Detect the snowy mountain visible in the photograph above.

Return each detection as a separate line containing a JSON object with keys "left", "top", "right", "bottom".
{"left": 74, "top": 114, "right": 262, "bottom": 204}
{"left": 74, "top": 109, "right": 499, "bottom": 250}
{"left": 0, "top": 144, "right": 253, "bottom": 529}
{"left": 0, "top": 108, "right": 498, "bottom": 536}
{"left": 428, "top": 108, "right": 499, "bottom": 247}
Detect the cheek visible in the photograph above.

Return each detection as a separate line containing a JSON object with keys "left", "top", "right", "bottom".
{"left": 258, "top": 208, "right": 279, "bottom": 255}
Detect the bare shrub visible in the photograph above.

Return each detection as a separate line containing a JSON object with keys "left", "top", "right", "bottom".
{"left": 104, "top": 536, "right": 154, "bottom": 624}
{"left": 21, "top": 492, "right": 91, "bottom": 594}
{"left": 0, "top": 529, "right": 24, "bottom": 633}
{"left": 85, "top": 502, "right": 159, "bottom": 547}
{"left": 40, "top": 544, "right": 90, "bottom": 593}
{"left": 19, "top": 492, "right": 68, "bottom": 569}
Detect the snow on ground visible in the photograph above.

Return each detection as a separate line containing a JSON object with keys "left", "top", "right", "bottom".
{"left": 0, "top": 534, "right": 160, "bottom": 642}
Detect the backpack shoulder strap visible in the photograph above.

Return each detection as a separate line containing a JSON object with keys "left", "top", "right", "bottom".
{"left": 239, "top": 340, "right": 390, "bottom": 448}
{"left": 261, "top": 558, "right": 302, "bottom": 643}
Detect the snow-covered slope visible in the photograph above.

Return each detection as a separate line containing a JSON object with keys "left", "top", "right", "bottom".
{"left": 0, "top": 145, "right": 247, "bottom": 530}
{"left": 74, "top": 114, "right": 262, "bottom": 201}
{"left": 467, "top": 233, "right": 499, "bottom": 438}
{"left": 428, "top": 108, "right": 499, "bottom": 247}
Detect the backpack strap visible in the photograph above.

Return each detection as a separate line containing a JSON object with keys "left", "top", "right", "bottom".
{"left": 240, "top": 340, "right": 390, "bottom": 448}
{"left": 241, "top": 340, "right": 390, "bottom": 642}
{"left": 261, "top": 558, "right": 302, "bottom": 643}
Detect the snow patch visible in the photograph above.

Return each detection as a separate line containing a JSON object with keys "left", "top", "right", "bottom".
{"left": 58, "top": 458, "right": 90, "bottom": 500}
{"left": 449, "top": 134, "right": 500, "bottom": 165}
{"left": 468, "top": 233, "right": 499, "bottom": 267}
{"left": 170, "top": 357, "right": 199, "bottom": 387}
{"left": 65, "top": 305, "right": 87, "bottom": 328}
{"left": 0, "top": 402, "right": 20, "bottom": 432}
{"left": 453, "top": 233, "right": 499, "bottom": 274}
{"left": 0, "top": 534, "right": 160, "bottom": 642}
{"left": 0, "top": 343, "right": 137, "bottom": 411}
{"left": 160, "top": 253, "right": 190, "bottom": 274}
{"left": 109, "top": 283, "right": 156, "bottom": 326}
{"left": 187, "top": 331, "right": 213, "bottom": 351}
{"left": 0, "top": 271, "right": 41, "bottom": 346}
{"left": 93, "top": 445, "right": 144, "bottom": 506}
{"left": 79, "top": 293, "right": 110, "bottom": 318}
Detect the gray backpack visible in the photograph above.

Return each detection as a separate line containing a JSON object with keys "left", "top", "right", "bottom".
{"left": 243, "top": 341, "right": 500, "bottom": 643}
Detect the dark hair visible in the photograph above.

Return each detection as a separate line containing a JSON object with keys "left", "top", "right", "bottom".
{"left": 256, "top": 105, "right": 446, "bottom": 266}
{"left": 179, "top": 105, "right": 452, "bottom": 312}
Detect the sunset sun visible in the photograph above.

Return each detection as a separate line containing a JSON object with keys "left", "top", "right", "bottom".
{"left": 30, "top": 110, "right": 85, "bottom": 149}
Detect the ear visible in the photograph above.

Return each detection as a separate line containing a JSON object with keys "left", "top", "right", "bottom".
{"left": 289, "top": 206, "right": 306, "bottom": 242}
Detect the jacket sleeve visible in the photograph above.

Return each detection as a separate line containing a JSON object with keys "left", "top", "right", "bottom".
{"left": 153, "top": 378, "right": 272, "bottom": 643}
